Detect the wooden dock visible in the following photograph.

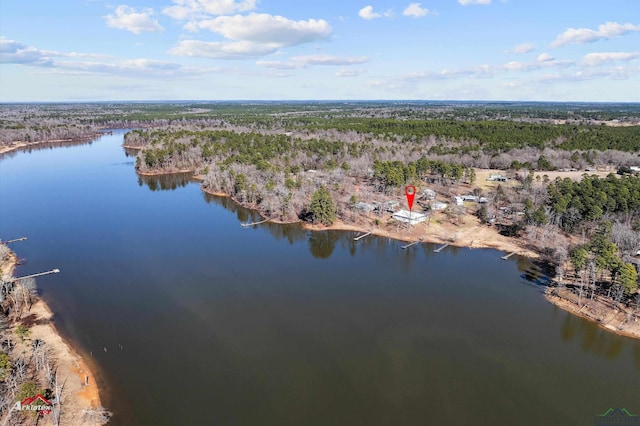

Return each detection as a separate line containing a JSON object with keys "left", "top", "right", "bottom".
{"left": 11, "top": 268, "right": 60, "bottom": 282}
{"left": 434, "top": 243, "right": 449, "bottom": 253}
{"left": 241, "top": 219, "right": 269, "bottom": 228}
{"left": 402, "top": 241, "right": 420, "bottom": 249}
{"left": 501, "top": 251, "right": 517, "bottom": 260}
{"left": 353, "top": 232, "right": 371, "bottom": 241}
{"left": 1, "top": 237, "right": 27, "bottom": 244}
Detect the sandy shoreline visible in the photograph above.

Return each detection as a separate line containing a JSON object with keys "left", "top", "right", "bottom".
{"left": 201, "top": 187, "right": 539, "bottom": 257}
{"left": 121, "top": 144, "right": 142, "bottom": 151}
{"left": 137, "top": 168, "right": 196, "bottom": 176}
{"left": 0, "top": 135, "right": 104, "bottom": 157}
{"left": 0, "top": 142, "right": 29, "bottom": 155}
{"left": 0, "top": 249, "right": 107, "bottom": 425}
{"left": 28, "top": 301, "right": 104, "bottom": 422}
{"left": 546, "top": 290, "right": 640, "bottom": 340}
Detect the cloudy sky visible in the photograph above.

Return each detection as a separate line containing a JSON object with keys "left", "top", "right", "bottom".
{"left": 1, "top": 0, "right": 639, "bottom": 101}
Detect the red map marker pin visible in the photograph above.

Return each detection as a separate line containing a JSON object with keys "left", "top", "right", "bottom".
{"left": 405, "top": 185, "right": 416, "bottom": 212}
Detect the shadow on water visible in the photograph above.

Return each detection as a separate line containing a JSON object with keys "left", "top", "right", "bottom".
{"left": 0, "top": 138, "right": 97, "bottom": 161}
{"left": 516, "top": 257, "right": 554, "bottom": 292}
{"left": 123, "top": 147, "right": 140, "bottom": 158}
{"left": 203, "top": 191, "right": 308, "bottom": 245}
{"left": 308, "top": 231, "right": 340, "bottom": 259}
{"left": 559, "top": 312, "right": 629, "bottom": 361}
{"left": 137, "top": 172, "right": 194, "bottom": 191}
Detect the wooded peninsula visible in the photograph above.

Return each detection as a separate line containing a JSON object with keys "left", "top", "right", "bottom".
{"left": 2, "top": 101, "right": 639, "bottom": 341}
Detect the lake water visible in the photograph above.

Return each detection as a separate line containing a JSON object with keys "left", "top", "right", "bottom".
{"left": 0, "top": 131, "right": 638, "bottom": 425}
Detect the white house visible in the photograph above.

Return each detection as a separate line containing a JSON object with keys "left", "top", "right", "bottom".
{"left": 431, "top": 201, "right": 448, "bottom": 211}
{"left": 486, "top": 174, "right": 508, "bottom": 182}
{"left": 461, "top": 195, "right": 488, "bottom": 203}
{"left": 392, "top": 210, "right": 427, "bottom": 225}
{"left": 452, "top": 196, "right": 464, "bottom": 206}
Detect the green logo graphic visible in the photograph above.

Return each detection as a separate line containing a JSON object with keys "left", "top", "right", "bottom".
{"left": 595, "top": 408, "right": 640, "bottom": 426}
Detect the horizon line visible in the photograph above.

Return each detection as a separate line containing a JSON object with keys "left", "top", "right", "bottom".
{"left": 1, "top": 99, "right": 639, "bottom": 105}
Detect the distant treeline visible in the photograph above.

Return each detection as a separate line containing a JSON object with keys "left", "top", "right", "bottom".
{"left": 283, "top": 118, "right": 640, "bottom": 153}
{"left": 2, "top": 102, "right": 639, "bottom": 153}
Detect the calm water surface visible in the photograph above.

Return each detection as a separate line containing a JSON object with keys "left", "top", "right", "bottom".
{"left": 0, "top": 132, "right": 638, "bottom": 425}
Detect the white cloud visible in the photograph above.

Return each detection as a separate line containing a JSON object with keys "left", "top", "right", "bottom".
{"left": 551, "top": 22, "right": 640, "bottom": 47}
{"left": 503, "top": 61, "right": 533, "bottom": 72}
{"left": 0, "top": 38, "right": 111, "bottom": 66}
{"left": 257, "top": 55, "right": 369, "bottom": 69}
{"left": 62, "top": 60, "right": 220, "bottom": 78}
{"left": 392, "top": 65, "right": 496, "bottom": 82}
{"left": 458, "top": 0, "right": 492, "bottom": 5}
{"left": 189, "top": 14, "right": 331, "bottom": 47}
{"left": 506, "top": 42, "right": 535, "bottom": 54}
{"left": 336, "top": 68, "right": 365, "bottom": 77}
{"left": 104, "top": 5, "right": 164, "bottom": 34}
{"left": 503, "top": 57, "right": 571, "bottom": 71}
{"left": 358, "top": 5, "right": 393, "bottom": 20}
{"left": 0, "top": 38, "right": 53, "bottom": 66}
{"left": 169, "top": 40, "right": 280, "bottom": 59}
{"left": 359, "top": 5, "right": 380, "bottom": 20}
{"left": 537, "top": 52, "right": 554, "bottom": 62}
{"left": 403, "top": 3, "right": 429, "bottom": 17}
{"left": 367, "top": 55, "right": 582, "bottom": 92}
{"left": 534, "top": 66, "right": 640, "bottom": 84}
{"left": 57, "top": 59, "right": 183, "bottom": 77}
{"left": 291, "top": 54, "right": 369, "bottom": 66}
{"left": 0, "top": 38, "right": 216, "bottom": 78}
{"left": 583, "top": 52, "right": 640, "bottom": 66}
{"left": 163, "top": 0, "right": 257, "bottom": 20}
{"left": 256, "top": 60, "right": 299, "bottom": 70}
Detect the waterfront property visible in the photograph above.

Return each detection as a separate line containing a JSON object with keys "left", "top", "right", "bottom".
{"left": 392, "top": 209, "right": 427, "bottom": 225}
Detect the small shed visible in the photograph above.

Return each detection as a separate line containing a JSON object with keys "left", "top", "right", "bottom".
{"left": 383, "top": 200, "right": 400, "bottom": 212}
{"left": 421, "top": 189, "right": 436, "bottom": 199}
{"left": 392, "top": 210, "right": 427, "bottom": 225}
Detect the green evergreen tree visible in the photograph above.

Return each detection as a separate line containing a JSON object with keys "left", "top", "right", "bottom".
{"left": 308, "top": 185, "right": 336, "bottom": 226}
{"left": 619, "top": 263, "right": 638, "bottom": 295}
{"left": 569, "top": 246, "right": 589, "bottom": 274}
{"left": 532, "top": 206, "right": 548, "bottom": 225}
{"left": 476, "top": 205, "right": 488, "bottom": 224}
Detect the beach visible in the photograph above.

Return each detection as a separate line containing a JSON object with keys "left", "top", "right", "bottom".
{"left": 0, "top": 249, "right": 107, "bottom": 425}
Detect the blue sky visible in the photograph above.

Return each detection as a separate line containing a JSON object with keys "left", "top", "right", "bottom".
{"left": 1, "top": 0, "right": 639, "bottom": 101}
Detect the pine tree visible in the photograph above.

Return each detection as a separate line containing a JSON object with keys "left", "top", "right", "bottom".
{"left": 619, "top": 263, "right": 638, "bottom": 295}
{"left": 308, "top": 185, "right": 336, "bottom": 226}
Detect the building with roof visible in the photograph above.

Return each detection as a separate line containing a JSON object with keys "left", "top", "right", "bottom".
{"left": 392, "top": 210, "right": 427, "bottom": 225}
